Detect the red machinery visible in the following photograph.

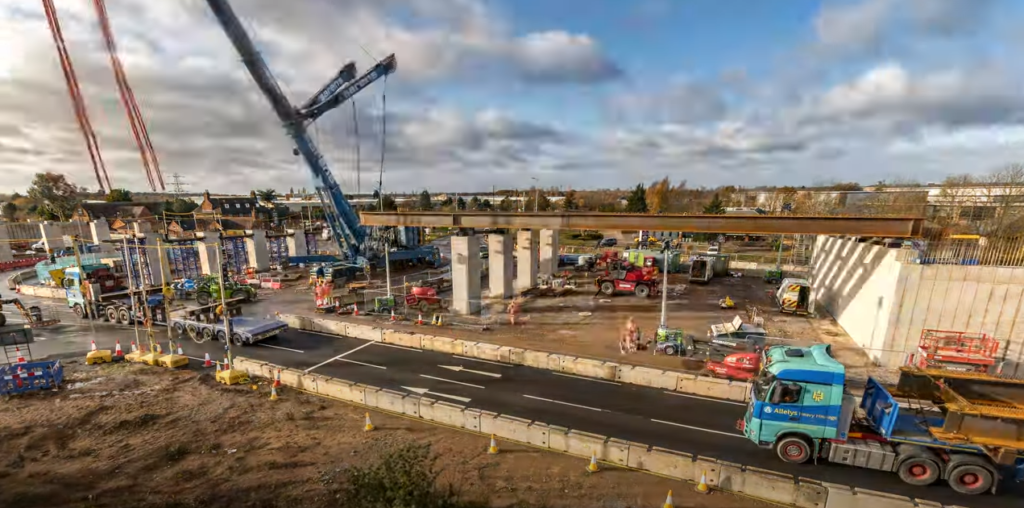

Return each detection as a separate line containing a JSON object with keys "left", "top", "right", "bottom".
{"left": 404, "top": 286, "right": 447, "bottom": 312}
{"left": 704, "top": 352, "right": 761, "bottom": 381}
{"left": 595, "top": 264, "right": 659, "bottom": 298}
{"left": 595, "top": 251, "right": 624, "bottom": 271}
{"left": 913, "top": 329, "right": 1000, "bottom": 373}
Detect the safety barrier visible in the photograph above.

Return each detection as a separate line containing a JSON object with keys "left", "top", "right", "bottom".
{"left": 16, "top": 285, "right": 67, "bottom": 299}
{"left": 0, "top": 256, "right": 46, "bottom": 272}
{"left": 277, "top": 313, "right": 753, "bottom": 402}
{"left": 234, "top": 356, "right": 953, "bottom": 508}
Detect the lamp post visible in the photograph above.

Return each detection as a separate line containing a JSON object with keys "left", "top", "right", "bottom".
{"left": 530, "top": 177, "right": 539, "bottom": 213}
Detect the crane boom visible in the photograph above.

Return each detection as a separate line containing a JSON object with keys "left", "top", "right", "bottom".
{"left": 204, "top": 0, "right": 394, "bottom": 263}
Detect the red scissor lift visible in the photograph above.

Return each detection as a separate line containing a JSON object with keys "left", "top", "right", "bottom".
{"left": 914, "top": 328, "right": 1000, "bottom": 373}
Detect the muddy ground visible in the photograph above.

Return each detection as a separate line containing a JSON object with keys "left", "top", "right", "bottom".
{"left": 0, "top": 362, "right": 769, "bottom": 508}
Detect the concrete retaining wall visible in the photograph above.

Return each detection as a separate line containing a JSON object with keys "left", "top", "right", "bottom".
{"left": 16, "top": 285, "right": 66, "bottom": 298}
{"left": 278, "top": 314, "right": 752, "bottom": 403}
{"left": 234, "top": 356, "right": 948, "bottom": 508}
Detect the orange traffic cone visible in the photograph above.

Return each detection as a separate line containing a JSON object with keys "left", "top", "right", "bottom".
{"left": 130, "top": 341, "right": 138, "bottom": 353}
{"left": 696, "top": 470, "right": 710, "bottom": 493}
{"left": 663, "top": 490, "right": 674, "bottom": 508}
{"left": 223, "top": 356, "right": 230, "bottom": 371}
{"left": 270, "top": 384, "right": 279, "bottom": 400}
{"left": 90, "top": 340, "right": 98, "bottom": 352}
{"left": 176, "top": 342, "right": 183, "bottom": 355}
{"left": 487, "top": 435, "right": 499, "bottom": 455}
{"left": 352, "top": 303, "right": 359, "bottom": 316}
{"left": 390, "top": 309, "right": 397, "bottom": 321}
{"left": 15, "top": 347, "right": 26, "bottom": 363}
{"left": 273, "top": 369, "right": 282, "bottom": 388}
{"left": 363, "top": 412, "right": 374, "bottom": 432}
{"left": 586, "top": 451, "right": 599, "bottom": 473}
{"left": 417, "top": 313, "right": 424, "bottom": 325}
{"left": 114, "top": 341, "right": 123, "bottom": 356}
{"left": 203, "top": 353, "right": 213, "bottom": 367}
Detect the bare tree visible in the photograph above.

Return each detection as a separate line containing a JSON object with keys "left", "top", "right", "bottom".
{"left": 979, "top": 164, "right": 1024, "bottom": 237}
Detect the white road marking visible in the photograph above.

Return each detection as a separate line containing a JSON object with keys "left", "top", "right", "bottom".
{"left": 662, "top": 391, "right": 747, "bottom": 406}
{"left": 438, "top": 365, "right": 501, "bottom": 378}
{"left": 452, "top": 355, "right": 513, "bottom": 366}
{"left": 378, "top": 343, "right": 421, "bottom": 352}
{"left": 419, "top": 374, "right": 484, "bottom": 389}
{"left": 335, "top": 358, "right": 386, "bottom": 370}
{"left": 34, "top": 336, "right": 48, "bottom": 341}
{"left": 186, "top": 356, "right": 206, "bottom": 362}
{"left": 304, "top": 341, "right": 376, "bottom": 373}
{"left": 522, "top": 394, "right": 606, "bottom": 412}
{"left": 552, "top": 372, "right": 621, "bottom": 385}
{"left": 650, "top": 418, "right": 745, "bottom": 438}
{"left": 402, "top": 386, "right": 472, "bottom": 403}
{"left": 257, "top": 343, "right": 305, "bottom": 353}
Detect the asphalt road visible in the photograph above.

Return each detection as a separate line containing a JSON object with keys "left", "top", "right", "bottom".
{"left": 12, "top": 310, "right": 1019, "bottom": 508}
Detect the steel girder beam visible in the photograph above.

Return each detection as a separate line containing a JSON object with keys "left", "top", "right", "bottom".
{"left": 359, "top": 212, "right": 924, "bottom": 237}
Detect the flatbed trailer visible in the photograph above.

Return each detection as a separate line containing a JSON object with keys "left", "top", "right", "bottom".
{"left": 741, "top": 344, "right": 1024, "bottom": 495}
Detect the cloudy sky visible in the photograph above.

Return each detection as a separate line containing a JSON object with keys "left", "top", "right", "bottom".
{"left": 2, "top": 0, "right": 1024, "bottom": 195}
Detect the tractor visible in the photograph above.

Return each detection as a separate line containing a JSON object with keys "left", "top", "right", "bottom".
{"left": 194, "top": 275, "right": 257, "bottom": 306}
{"left": 594, "top": 264, "right": 659, "bottom": 298}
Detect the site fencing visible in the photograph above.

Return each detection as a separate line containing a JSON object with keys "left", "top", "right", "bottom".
{"left": 900, "top": 235, "right": 1024, "bottom": 267}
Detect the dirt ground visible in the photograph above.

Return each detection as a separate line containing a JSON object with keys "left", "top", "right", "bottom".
{"left": 0, "top": 363, "right": 770, "bottom": 508}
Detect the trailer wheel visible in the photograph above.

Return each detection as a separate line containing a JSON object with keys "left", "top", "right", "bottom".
{"left": 73, "top": 304, "right": 85, "bottom": 319}
{"left": 897, "top": 457, "right": 940, "bottom": 486}
{"left": 600, "top": 281, "right": 615, "bottom": 295}
{"left": 117, "top": 307, "right": 131, "bottom": 325}
{"left": 635, "top": 284, "right": 650, "bottom": 298}
{"left": 216, "top": 331, "right": 227, "bottom": 343}
{"left": 196, "top": 292, "right": 211, "bottom": 306}
{"left": 775, "top": 436, "right": 811, "bottom": 464}
{"left": 186, "top": 324, "right": 199, "bottom": 340}
{"left": 418, "top": 300, "right": 430, "bottom": 313}
{"left": 172, "top": 322, "right": 185, "bottom": 336}
{"left": 947, "top": 465, "right": 993, "bottom": 495}
{"left": 105, "top": 306, "right": 118, "bottom": 322}
{"left": 232, "top": 333, "right": 245, "bottom": 346}
{"left": 201, "top": 327, "right": 214, "bottom": 342}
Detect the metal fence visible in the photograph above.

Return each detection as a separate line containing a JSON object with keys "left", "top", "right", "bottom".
{"left": 900, "top": 236, "right": 1024, "bottom": 267}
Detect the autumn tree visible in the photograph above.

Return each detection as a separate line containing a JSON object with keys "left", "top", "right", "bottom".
{"left": 561, "top": 189, "right": 579, "bottom": 211}
{"left": 105, "top": 188, "right": 133, "bottom": 202}
{"left": 524, "top": 193, "right": 552, "bottom": 212}
{"left": 28, "top": 172, "right": 83, "bottom": 221}
{"left": 978, "top": 164, "right": 1024, "bottom": 237}
{"left": 761, "top": 186, "right": 798, "bottom": 214}
{"left": 646, "top": 177, "right": 671, "bottom": 213}
{"left": 793, "top": 192, "right": 838, "bottom": 216}
{"left": 2, "top": 202, "right": 17, "bottom": 221}
{"left": 625, "top": 184, "right": 648, "bottom": 213}
{"left": 498, "top": 196, "right": 512, "bottom": 211}
{"left": 856, "top": 178, "right": 928, "bottom": 217}
{"left": 380, "top": 194, "right": 398, "bottom": 212}
{"left": 468, "top": 196, "right": 480, "bottom": 210}
{"left": 417, "top": 190, "right": 432, "bottom": 210}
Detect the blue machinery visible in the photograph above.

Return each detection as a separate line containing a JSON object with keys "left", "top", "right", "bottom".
{"left": 221, "top": 235, "right": 249, "bottom": 275}
{"left": 118, "top": 237, "right": 154, "bottom": 287}
{"left": 165, "top": 240, "right": 202, "bottom": 280}
{"left": 205, "top": 0, "right": 439, "bottom": 269}
{"left": 267, "top": 234, "right": 288, "bottom": 268}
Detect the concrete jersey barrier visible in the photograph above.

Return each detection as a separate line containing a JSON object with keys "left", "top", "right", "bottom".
{"left": 233, "top": 356, "right": 960, "bottom": 508}
{"left": 277, "top": 313, "right": 753, "bottom": 403}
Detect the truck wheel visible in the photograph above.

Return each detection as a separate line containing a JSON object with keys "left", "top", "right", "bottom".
{"left": 600, "top": 281, "right": 615, "bottom": 295}
{"left": 186, "top": 324, "right": 199, "bottom": 340}
{"left": 947, "top": 465, "right": 993, "bottom": 495}
{"left": 775, "top": 436, "right": 811, "bottom": 464}
{"left": 105, "top": 306, "right": 118, "bottom": 322}
{"left": 418, "top": 300, "right": 430, "bottom": 313}
{"left": 897, "top": 458, "right": 939, "bottom": 486}
{"left": 117, "top": 307, "right": 131, "bottom": 325}
{"left": 635, "top": 284, "right": 650, "bottom": 298}
{"left": 216, "top": 331, "right": 227, "bottom": 343}
{"left": 196, "top": 292, "right": 210, "bottom": 306}
{"left": 73, "top": 304, "right": 85, "bottom": 319}
{"left": 172, "top": 322, "right": 185, "bottom": 336}
{"left": 232, "top": 333, "right": 245, "bottom": 346}
{"left": 663, "top": 345, "right": 677, "bottom": 356}
{"left": 201, "top": 327, "right": 214, "bottom": 342}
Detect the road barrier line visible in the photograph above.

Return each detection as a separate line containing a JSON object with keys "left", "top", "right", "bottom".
{"left": 304, "top": 340, "right": 376, "bottom": 373}
{"left": 419, "top": 374, "right": 485, "bottom": 389}
{"left": 453, "top": 355, "right": 514, "bottom": 367}
{"left": 335, "top": 358, "right": 386, "bottom": 370}
{"left": 257, "top": 343, "right": 305, "bottom": 353}
{"left": 523, "top": 394, "right": 606, "bottom": 412}
{"left": 552, "top": 372, "right": 621, "bottom": 385}
{"left": 662, "top": 391, "right": 747, "bottom": 406}
{"left": 649, "top": 418, "right": 744, "bottom": 438}
{"left": 377, "top": 343, "right": 421, "bottom": 352}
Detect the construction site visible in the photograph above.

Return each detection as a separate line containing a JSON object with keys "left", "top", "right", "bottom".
{"left": 3, "top": 2, "right": 1024, "bottom": 508}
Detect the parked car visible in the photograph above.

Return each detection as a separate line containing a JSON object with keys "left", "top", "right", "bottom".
{"left": 597, "top": 238, "right": 617, "bottom": 248}
{"left": 707, "top": 244, "right": 720, "bottom": 255}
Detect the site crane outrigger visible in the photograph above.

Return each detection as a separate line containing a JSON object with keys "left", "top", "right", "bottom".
{"left": 203, "top": 0, "right": 438, "bottom": 273}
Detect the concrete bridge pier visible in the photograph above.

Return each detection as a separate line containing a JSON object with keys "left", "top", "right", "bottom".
{"left": 450, "top": 235, "right": 482, "bottom": 315}
{"left": 487, "top": 232, "right": 514, "bottom": 299}
{"left": 539, "top": 229, "right": 559, "bottom": 277}
{"left": 516, "top": 229, "right": 538, "bottom": 292}
{"left": 286, "top": 229, "right": 308, "bottom": 257}
{"left": 245, "top": 230, "right": 270, "bottom": 272}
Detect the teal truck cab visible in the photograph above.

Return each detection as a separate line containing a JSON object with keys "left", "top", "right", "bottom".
{"left": 740, "top": 344, "right": 1024, "bottom": 495}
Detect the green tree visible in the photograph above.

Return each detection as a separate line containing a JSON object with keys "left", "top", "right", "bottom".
{"left": 456, "top": 196, "right": 466, "bottom": 210}
{"left": 2, "top": 202, "right": 17, "bottom": 221}
{"left": 561, "top": 190, "right": 579, "bottom": 211}
{"left": 468, "top": 196, "right": 480, "bottom": 210}
{"left": 440, "top": 196, "right": 454, "bottom": 208}
{"left": 498, "top": 197, "right": 512, "bottom": 211}
{"left": 417, "top": 190, "right": 432, "bottom": 210}
{"left": 28, "top": 172, "right": 82, "bottom": 221}
{"left": 380, "top": 194, "right": 397, "bottom": 211}
{"left": 524, "top": 193, "right": 552, "bottom": 212}
{"left": 105, "top": 188, "right": 132, "bottom": 202}
{"left": 256, "top": 188, "right": 278, "bottom": 204}
{"left": 625, "top": 184, "right": 648, "bottom": 213}
{"left": 479, "top": 198, "right": 493, "bottom": 210}
{"left": 703, "top": 193, "right": 726, "bottom": 214}
{"left": 164, "top": 198, "right": 198, "bottom": 214}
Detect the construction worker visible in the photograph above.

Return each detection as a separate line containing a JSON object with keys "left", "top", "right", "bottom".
{"left": 507, "top": 298, "right": 521, "bottom": 326}
{"left": 621, "top": 316, "right": 638, "bottom": 354}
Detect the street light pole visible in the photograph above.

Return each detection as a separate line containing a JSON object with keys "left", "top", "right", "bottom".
{"left": 531, "top": 177, "right": 539, "bottom": 213}
{"left": 216, "top": 238, "right": 233, "bottom": 366}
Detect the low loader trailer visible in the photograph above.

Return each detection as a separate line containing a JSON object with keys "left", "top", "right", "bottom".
{"left": 739, "top": 344, "right": 1024, "bottom": 495}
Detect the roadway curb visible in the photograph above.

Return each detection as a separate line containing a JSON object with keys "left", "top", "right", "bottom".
{"left": 277, "top": 313, "right": 753, "bottom": 402}
{"left": 232, "top": 355, "right": 959, "bottom": 508}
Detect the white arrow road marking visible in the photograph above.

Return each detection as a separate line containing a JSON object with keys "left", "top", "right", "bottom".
{"left": 438, "top": 365, "right": 502, "bottom": 378}
{"left": 662, "top": 391, "right": 747, "bottom": 406}
{"left": 257, "top": 343, "right": 305, "bottom": 353}
{"left": 305, "top": 341, "right": 375, "bottom": 373}
{"left": 402, "top": 386, "right": 472, "bottom": 403}
{"left": 650, "top": 418, "right": 745, "bottom": 438}
{"left": 522, "top": 394, "right": 606, "bottom": 412}
{"left": 418, "top": 374, "right": 485, "bottom": 389}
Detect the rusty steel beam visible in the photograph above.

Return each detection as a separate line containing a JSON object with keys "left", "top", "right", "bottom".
{"left": 360, "top": 212, "right": 925, "bottom": 237}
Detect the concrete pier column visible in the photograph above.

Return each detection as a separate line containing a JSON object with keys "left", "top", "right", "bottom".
{"left": 89, "top": 219, "right": 115, "bottom": 252}
{"left": 144, "top": 240, "right": 164, "bottom": 287}
{"left": 198, "top": 232, "right": 221, "bottom": 276}
{"left": 244, "top": 230, "right": 270, "bottom": 272}
{"left": 487, "top": 233, "right": 514, "bottom": 299}
{"left": 0, "top": 225, "right": 14, "bottom": 263}
{"left": 451, "top": 235, "right": 482, "bottom": 315}
{"left": 539, "top": 229, "right": 560, "bottom": 277}
{"left": 39, "top": 222, "right": 65, "bottom": 252}
{"left": 515, "top": 229, "right": 538, "bottom": 291}
{"left": 285, "top": 229, "right": 308, "bottom": 257}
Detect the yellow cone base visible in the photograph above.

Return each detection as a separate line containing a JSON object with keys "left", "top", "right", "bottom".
{"left": 364, "top": 412, "right": 374, "bottom": 432}
{"left": 158, "top": 354, "right": 189, "bottom": 368}
{"left": 137, "top": 352, "right": 162, "bottom": 366}
{"left": 85, "top": 350, "right": 112, "bottom": 365}
{"left": 124, "top": 350, "right": 144, "bottom": 363}
{"left": 270, "top": 386, "right": 279, "bottom": 400}
{"left": 696, "top": 471, "right": 710, "bottom": 494}
{"left": 586, "top": 454, "right": 599, "bottom": 473}
{"left": 216, "top": 368, "right": 249, "bottom": 385}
